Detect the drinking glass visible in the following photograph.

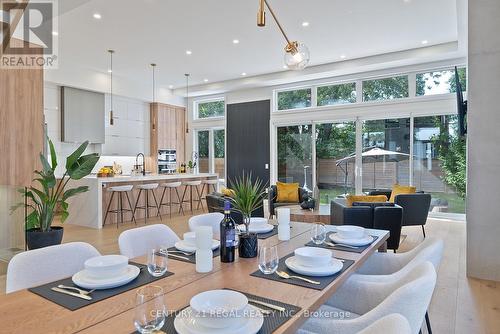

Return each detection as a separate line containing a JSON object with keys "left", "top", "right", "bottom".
{"left": 134, "top": 285, "right": 166, "bottom": 333}
{"left": 258, "top": 246, "right": 279, "bottom": 274}
{"left": 147, "top": 247, "right": 168, "bottom": 277}
{"left": 310, "top": 223, "right": 326, "bottom": 245}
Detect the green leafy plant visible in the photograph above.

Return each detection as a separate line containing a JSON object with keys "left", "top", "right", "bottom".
{"left": 13, "top": 139, "right": 99, "bottom": 231}
{"left": 229, "top": 172, "right": 267, "bottom": 235}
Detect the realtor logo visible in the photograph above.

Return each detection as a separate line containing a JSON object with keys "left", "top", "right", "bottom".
{"left": 1, "top": 0, "right": 58, "bottom": 68}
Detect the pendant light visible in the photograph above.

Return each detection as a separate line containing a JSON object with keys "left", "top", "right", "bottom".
{"left": 108, "top": 49, "right": 115, "bottom": 125}
{"left": 185, "top": 73, "right": 190, "bottom": 133}
{"left": 151, "top": 63, "right": 157, "bottom": 102}
{"left": 257, "top": 0, "right": 310, "bottom": 70}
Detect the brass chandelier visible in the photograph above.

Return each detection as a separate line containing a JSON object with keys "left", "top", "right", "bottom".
{"left": 257, "top": 0, "right": 310, "bottom": 70}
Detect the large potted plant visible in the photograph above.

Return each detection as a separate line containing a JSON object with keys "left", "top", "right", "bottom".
{"left": 14, "top": 139, "right": 99, "bottom": 249}
{"left": 230, "top": 172, "right": 266, "bottom": 258}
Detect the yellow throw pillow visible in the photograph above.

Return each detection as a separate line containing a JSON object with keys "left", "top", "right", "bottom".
{"left": 276, "top": 181, "right": 300, "bottom": 203}
{"left": 221, "top": 187, "right": 235, "bottom": 197}
{"left": 346, "top": 195, "right": 388, "bottom": 207}
{"left": 389, "top": 184, "right": 416, "bottom": 202}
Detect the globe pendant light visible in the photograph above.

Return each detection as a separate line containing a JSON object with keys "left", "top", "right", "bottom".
{"left": 108, "top": 49, "right": 114, "bottom": 125}
{"left": 257, "top": 0, "right": 310, "bottom": 70}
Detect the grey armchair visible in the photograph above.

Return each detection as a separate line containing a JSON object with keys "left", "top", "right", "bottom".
{"left": 268, "top": 185, "right": 308, "bottom": 218}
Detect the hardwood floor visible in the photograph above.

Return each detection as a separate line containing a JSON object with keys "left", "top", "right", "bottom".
{"left": 0, "top": 211, "right": 498, "bottom": 334}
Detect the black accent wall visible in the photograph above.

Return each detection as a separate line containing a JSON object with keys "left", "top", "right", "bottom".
{"left": 226, "top": 100, "right": 270, "bottom": 187}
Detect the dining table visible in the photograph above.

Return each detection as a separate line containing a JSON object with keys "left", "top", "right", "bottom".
{"left": 0, "top": 222, "right": 389, "bottom": 334}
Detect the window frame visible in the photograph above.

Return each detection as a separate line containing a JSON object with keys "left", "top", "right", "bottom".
{"left": 194, "top": 97, "right": 226, "bottom": 120}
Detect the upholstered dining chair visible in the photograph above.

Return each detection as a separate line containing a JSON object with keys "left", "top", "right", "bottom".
{"left": 6, "top": 242, "right": 100, "bottom": 293}
{"left": 357, "top": 314, "right": 412, "bottom": 334}
{"left": 188, "top": 212, "right": 224, "bottom": 240}
{"left": 118, "top": 224, "right": 180, "bottom": 258}
{"left": 297, "top": 262, "right": 437, "bottom": 334}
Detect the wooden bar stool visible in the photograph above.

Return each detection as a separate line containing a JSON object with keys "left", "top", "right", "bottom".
{"left": 200, "top": 179, "right": 218, "bottom": 210}
{"left": 158, "top": 181, "right": 184, "bottom": 218}
{"left": 133, "top": 183, "right": 162, "bottom": 224}
{"left": 180, "top": 180, "right": 204, "bottom": 213}
{"left": 103, "top": 185, "right": 136, "bottom": 228}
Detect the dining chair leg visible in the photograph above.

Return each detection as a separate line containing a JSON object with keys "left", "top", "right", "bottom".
{"left": 151, "top": 190, "right": 162, "bottom": 221}
{"left": 125, "top": 192, "right": 137, "bottom": 225}
{"left": 103, "top": 191, "right": 115, "bottom": 226}
{"left": 425, "top": 311, "right": 432, "bottom": 334}
{"left": 176, "top": 188, "right": 185, "bottom": 216}
{"left": 422, "top": 225, "right": 426, "bottom": 238}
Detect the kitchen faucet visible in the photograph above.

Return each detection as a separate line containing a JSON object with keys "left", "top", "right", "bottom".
{"left": 136, "top": 153, "right": 145, "bottom": 176}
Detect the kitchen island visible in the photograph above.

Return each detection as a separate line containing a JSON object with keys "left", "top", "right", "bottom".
{"left": 66, "top": 173, "right": 218, "bottom": 229}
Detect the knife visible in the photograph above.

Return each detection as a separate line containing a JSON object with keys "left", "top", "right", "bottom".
{"left": 168, "top": 253, "right": 190, "bottom": 261}
{"left": 247, "top": 298, "right": 286, "bottom": 312}
{"left": 51, "top": 287, "right": 92, "bottom": 300}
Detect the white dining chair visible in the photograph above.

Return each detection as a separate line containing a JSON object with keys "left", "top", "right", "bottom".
{"left": 297, "top": 261, "right": 437, "bottom": 334}
{"left": 118, "top": 224, "right": 180, "bottom": 258}
{"left": 188, "top": 212, "right": 224, "bottom": 240}
{"left": 6, "top": 242, "right": 100, "bottom": 293}
{"left": 358, "top": 313, "right": 412, "bottom": 334}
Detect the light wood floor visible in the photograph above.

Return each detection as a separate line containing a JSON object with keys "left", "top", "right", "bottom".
{"left": 0, "top": 211, "right": 498, "bottom": 334}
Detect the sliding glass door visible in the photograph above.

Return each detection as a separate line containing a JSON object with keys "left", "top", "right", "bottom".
{"left": 196, "top": 130, "right": 210, "bottom": 173}
{"left": 195, "top": 129, "right": 225, "bottom": 180}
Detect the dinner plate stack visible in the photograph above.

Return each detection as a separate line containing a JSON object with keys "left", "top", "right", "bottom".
{"left": 174, "top": 290, "right": 264, "bottom": 334}
{"left": 285, "top": 247, "right": 343, "bottom": 277}
{"left": 175, "top": 231, "right": 219, "bottom": 252}
{"left": 237, "top": 218, "right": 274, "bottom": 234}
{"left": 329, "top": 225, "right": 374, "bottom": 246}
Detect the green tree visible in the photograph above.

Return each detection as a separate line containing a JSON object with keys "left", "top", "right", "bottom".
{"left": 214, "top": 129, "right": 225, "bottom": 158}
{"left": 317, "top": 83, "right": 356, "bottom": 106}
{"left": 363, "top": 76, "right": 409, "bottom": 101}
{"left": 197, "top": 131, "right": 209, "bottom": 158}
{"left": 198, "top": 101, "right": 224, "bottom": 118}
{"left": 315, "top": 122, "right": 356, "bottom": 159}
{"left": 277, "top": 89, "right": 311, "bottom": 110}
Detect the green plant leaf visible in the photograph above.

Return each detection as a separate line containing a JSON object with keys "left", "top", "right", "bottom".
{"left": 67, "top": 153, "right": 99, "bottom": 180}
{"left": 48, "top": 139, "right": 57, "bottom": 171}
{"left": 26, "top": 211, "right": 40, "bottom": 230}
{"left": 60, "top": 210, "right": 69, "bottom": 223}
{"left": 66, "top": 141, "right": 89, "bottom": 171}
{"left": 62, "top": 186, "right": 89, "bottom": 201}
{"left": 29, "top": 187, "right": 48, "bottom": 203}
{"left": 40, "top": 153, "right": 52, "bottom": 173}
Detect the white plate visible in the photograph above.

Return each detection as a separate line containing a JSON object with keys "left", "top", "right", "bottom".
{"left": 175, "top": 240, "right": 219, "bottom": 252}
{"left": 174, "top": 305, "right": 264, "bottom": 334}
{"left": 72, "top": 264, "right": 140, "bottom": 289}
{"left": 329, "top": 233, "right": 374, "bottom": 246}
{"left": 285, "top": 256, "right": 343, "bottom": 277}
{"left": 237, "top": 224, "right": 274, "bottom": 234}
{"left": 249, "top": 217, "right": 268, "bottom": 226}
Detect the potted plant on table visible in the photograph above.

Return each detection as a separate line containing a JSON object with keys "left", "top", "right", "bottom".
{"left": 230, "top": 172, "right": 267, "bottom": 258}
{"left": 13, "top": 139, "right": 99, "bottom": 249}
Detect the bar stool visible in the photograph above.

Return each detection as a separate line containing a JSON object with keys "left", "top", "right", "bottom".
{"left": 103, "top": 185, "right": 136, "bottom": 228}
{"left": 180, "top": 180, "right": 204, "bottom": 213}
{"left": 200, "top": 179, "right": 219, "bottom": 210}
{"left": 133, "top": 183, "right": 162, "bottom": 224}
{"left": 158, "top": 181, "right": 184, "bottom": 218}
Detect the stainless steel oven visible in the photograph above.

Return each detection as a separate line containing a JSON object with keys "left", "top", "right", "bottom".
{"left": 158, "top": 149, "right": 177, "bottom": 174}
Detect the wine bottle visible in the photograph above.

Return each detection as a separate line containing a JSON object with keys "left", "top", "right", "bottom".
{"left": 220, "top": 200, "right": 236, "bottom": 263}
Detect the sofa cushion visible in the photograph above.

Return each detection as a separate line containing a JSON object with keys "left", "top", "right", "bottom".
{"left": 352, "top": 201, "right": 395, "bottom": 208}
{"left": 346, "top": 195, "right": 388, "bottom": 207}
{"left": 221, "top": 187, "right": 235, "bottom": 197}
{"left": 276, "top": 181, "right": 300, "bottom": 203}
{"left": 389, "top": 184, "right": 416, "bottom": 202}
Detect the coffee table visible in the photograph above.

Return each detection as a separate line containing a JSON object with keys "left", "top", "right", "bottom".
{"left": 281, "top": 204, "right": 331, "bottom": 224}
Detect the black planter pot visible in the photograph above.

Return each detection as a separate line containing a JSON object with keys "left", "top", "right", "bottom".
{"left": 238, "top": 233, "right": 258, "bottom": 258}
{"left": 26, "top": 226, "right": 64, "bottom": 250}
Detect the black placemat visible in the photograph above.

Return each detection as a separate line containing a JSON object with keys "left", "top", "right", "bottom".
{"left": 28, "top": 262, "right": 173, "bottom": 311}
{"left": 304, "top": 232, "right": 379, "bottom": 253}
{"left": 164, "top": 246, "right": 220, "bottom": 264}
{"left": 250, "top": 252, "right": 354, "bottom": 290}
{"left": 256, "top": 225, "right": 279, "bottom": 239}
{"left": 133, "top": 289, "right": 301, "bottom": 334}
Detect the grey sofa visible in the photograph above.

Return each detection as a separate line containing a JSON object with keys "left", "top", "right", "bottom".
{"left": 268, "top": 185, "right": 309, "bottom": 218}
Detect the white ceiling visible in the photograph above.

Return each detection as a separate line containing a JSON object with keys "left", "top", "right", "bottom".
{"left": 53, "top": 0, "right": 461, "bottom": 96}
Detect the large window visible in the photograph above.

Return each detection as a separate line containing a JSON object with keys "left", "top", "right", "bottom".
{"left": 317, "top": 83, "right": 357, "bottom": 106}
{"left": 362, "top": 76, "right": 409, "bottom": 101}
{"left": 316, "top": 122, "right": 356, "bottom": 203}
{"left": 197, "top": 130, "right": 210, "bottom": 173}
{"left": 362, "top": 118, "right": 410, "bottom": 191}
{"left": 214, "top": 129, "right": 225, "bottom": 179}
{"left": 197, "top": 99, "right": 225, "bottom": 119}
{"left": 413, "top": 115, "right": 465, "bottom": 213}
{"left": 277, "top": 88, "right": 312, "bottom": 110}
{"left": 416, "top": 68, "right": 467, "bottom": 96}
{"left": 277, "top": 125, "right": 313, "bottom": 188}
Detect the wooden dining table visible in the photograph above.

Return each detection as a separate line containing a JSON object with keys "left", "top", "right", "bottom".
{"left": 0, "top": 222, "right": 389, "bottom": 334}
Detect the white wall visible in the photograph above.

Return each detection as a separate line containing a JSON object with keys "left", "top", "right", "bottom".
{"left": 466, "top": 0, "right": 500, "bottom": 281}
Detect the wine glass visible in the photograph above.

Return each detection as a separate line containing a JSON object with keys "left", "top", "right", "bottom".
{"left": 258, "top": 246, "right": 279, "bottom": 274}
{"left": 311, "top": 223, "right": 326, "bottom": 245}
{"left": 134, "top": 285, "right": 166, "bottom": 333}
{"left": 147, "top": 247, "right": 168, "bottom": 277}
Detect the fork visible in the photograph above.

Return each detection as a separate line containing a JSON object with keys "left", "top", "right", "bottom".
{"left": 57, "top": 285, "right": 95, "bottom": 295}
{"left": 324, "top": 241, "right": 359, "bottom": 249}
{"left": 276, "top": 270, "right": 321, "bottom": 285}
{"left": 167, "top": 250, "right": 195, "bottom": 256}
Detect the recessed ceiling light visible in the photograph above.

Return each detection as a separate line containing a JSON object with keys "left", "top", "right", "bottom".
{"left": 302, "top": 22, "right": 309, "bottom": 27}
{"left": 421, "top": 40, "right": 428, "bottom": 45}
{"left": 283, "top": 65, "right": 288, "bottom": 69}
{"left": 186, "top": 50, "right": 192, "bottom": 55}
{"left": 204, "top": 78, "right": 209, "bottom": 82}
{"left": 340, "top": 55, "right": 346, "bottom": 59}
{"left": 52, "top": 31, "right": 58, "bottom": 36}
{"left": 168, "top": 85, "right": 174, "bottom": 89}
{"left": 241, "top": 72, "right": 247, "bottom": 76}
{"left": 233, "top": 39, "right": 240, "bottom": 44}
{"left": 107, "top": 69, "right": 112, "bottom": 73}
{"left": 93, "top": 13, "right": 101, "bottom": 19}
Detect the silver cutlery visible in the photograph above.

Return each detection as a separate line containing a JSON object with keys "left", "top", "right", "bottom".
{"left": 57, "top": 285, "right": 95, "bottom": 295}
{"left": 325, "top": 241, "right": 359, "bottom": 249}
{"left": 168, "top": 250, "right": 195, "bottom": 256}
{"left": 249, "top": 304, "right": 272, "bottom": 315}
{"left": 247, "top": 298, "right": 286, "bottom": 312}
{"left": 51, "top": 287, "right": 92, "bottom": 300}
{"left": 276, "top": 270, "right": 321, "bottom": 285}
{"left": 167, "top": 253, "right": 190, "bottom": 261}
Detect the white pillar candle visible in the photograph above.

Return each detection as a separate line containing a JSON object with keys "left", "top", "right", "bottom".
{"left": 277, "top": 208, "right": 291, "bottom": 225}
{"left": 195, "top": 226, "right": 213, "bottom": 273}
{"left": 196, "top": 249, "right": 213, "bottom": 273}
{"left": 195, "top": 226, "right": 213, "bottom": 249}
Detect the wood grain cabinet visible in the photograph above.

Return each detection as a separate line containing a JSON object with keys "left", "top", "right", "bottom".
{"left": 149, "top": 103, "right": 186, "bottom": 172}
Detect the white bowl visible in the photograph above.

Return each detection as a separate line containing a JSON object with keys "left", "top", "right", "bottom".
{"left": 183, "top": 232, "right": 196, "bottom": 246}
{"left": 249, "top": 217, "right": 268, "bottom": 228}
{"left": 294, "top": 247, "right": 332, "bottom": 267}
{"left": 337, "top": 225, "right": 366, "bottom": 239}
{"left": 190, "top": 290, "right": 248, "bottom": 329}
{"left": 84, "top": 255, "right": 128, "bottom": 279}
